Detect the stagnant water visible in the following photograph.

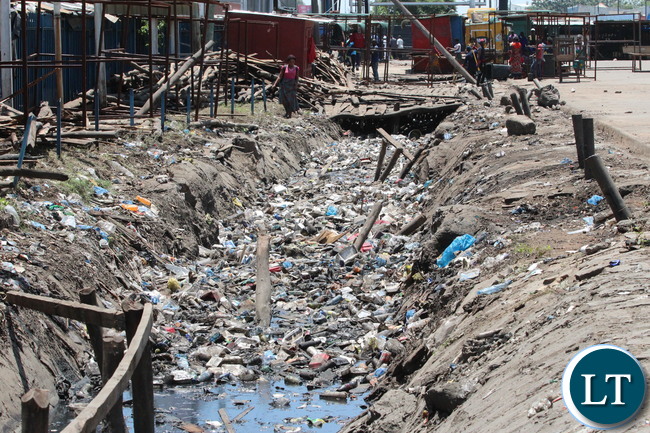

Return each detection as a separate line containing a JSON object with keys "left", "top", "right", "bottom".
{"left": 50, "top": 381, "right": 369, "bottom": 432}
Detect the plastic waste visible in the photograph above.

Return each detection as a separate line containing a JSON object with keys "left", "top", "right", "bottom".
{"left": 587, "top": 195, "right": 604, "bottom": 205}
{"left": 477, "top": 280, "right": 513, "bottom": 295}
{"left": 93, "top": 186, "right": 110, "bottom": 196}
{"left": 136, "top": 196, "right": 152, "bottom": 207}
{"left": 4, "top": 205, "right": 20, "bottom": 226}
{"left": 60, "top": 215, "right": 76, "bottom": 228}
{"left": 325, "top": 205, "right": 338, "bottom": 216}
{"left": 29, "top": 221, "right": 47, "bottom": 230}
{"left": 436, "top": 234, "right": 476, "bottom": 268}
{"left": 459, "top": 269, "right": 481, "bottom": 281}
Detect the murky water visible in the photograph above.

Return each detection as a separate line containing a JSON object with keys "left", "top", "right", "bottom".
{"left": 51, "top": 381, "right": 368, "bottom": 432}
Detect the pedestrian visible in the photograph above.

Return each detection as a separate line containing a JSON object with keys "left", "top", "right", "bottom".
{"left": 349, "top": 27, "right": 365, "bottom": 71}
{"left": 390, "top": 35, "right": 397, "bottom": 59}
{"left": 396, "top": 35, "right": 404, "bottom": 59}
{"left": 475, "top": 39, "right": 486, "bottom": 84}
{"left": 463, "top": 45, "right": 477, "bottom": 77}
{"left": 382, "top": 35, "right": 388, "bottom": 61}
{"left": 532, "top": 39, "right": 545, "bottom": 79}
{"left": 371, "top": 40, "right": 380, "bottom": 82}
{"left": 272, "top": 54, "right": 300, "bottom": 118}
{"left": 509, "top": 35, "right": 523, "bottom": 79}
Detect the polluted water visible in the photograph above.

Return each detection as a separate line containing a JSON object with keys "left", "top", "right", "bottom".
{"left": 49, "top": 129, "right": 439, "bottom": 432}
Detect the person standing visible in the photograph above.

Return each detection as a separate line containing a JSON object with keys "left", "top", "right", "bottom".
{"left": 349, "top": 28, "right": 365, "bottom": 72}
{"left": 475, "top": 39, "right": 486, "bottom": 84}
{"left": 463, "top": 45, "right": 477, "bottom": 77}
{"left": 533, "top": 39, "right": 545, "bottom": 79}
{"left": 509, "top": 35, "right": 523, "bottom": 79}
{"left": 390, "top": 35, "right": 397, "bottom": 59}
{"left": 273, "top": 55, "right": 300, "bottom": 118}
{"left": 371, "top": 40, "right": 380, "bottom": 82}
{"left": 396, "top": 35, "right": 404, "bottom": 59}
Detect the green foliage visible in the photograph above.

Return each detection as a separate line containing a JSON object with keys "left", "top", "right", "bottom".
{"left": 513, "top": 242, "right": 552, "bottom": 257}
{"left": 138, "top": 19, "right": 166, "bottom": 49}
{"left": 531, "top": 0, "right": 644, "bottom": 12}
{"left": 373, "top": 0, "right": 456, "bottom": 16}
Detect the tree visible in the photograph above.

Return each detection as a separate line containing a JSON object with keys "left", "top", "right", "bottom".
{"left": 373, "top": 0, "right": 456, "bottom": 16}
{"left": 531, "top": 0, "right": 644, "bottom": 12}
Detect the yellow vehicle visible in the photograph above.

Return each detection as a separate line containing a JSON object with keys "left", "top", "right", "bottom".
{"left": 464, "top": 8, "right": 507, "bottom": 52}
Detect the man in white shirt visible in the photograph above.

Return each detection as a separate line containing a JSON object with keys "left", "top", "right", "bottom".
{"left": 396, "top": 35, "right": 404, "bottom": 59}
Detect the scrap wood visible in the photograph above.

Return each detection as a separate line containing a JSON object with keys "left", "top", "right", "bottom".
{"left": 231, "top": 406, "right": 254, "bottom": 423}
{"left": 0, "top": 168, "right": 68, "bottom": 181}
{"left": 218, "top": 408, "right": 236, "bottom": 433}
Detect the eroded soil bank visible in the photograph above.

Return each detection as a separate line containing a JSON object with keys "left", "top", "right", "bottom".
{"left": 2, "top": 79, "right": 650, "bottom": 433}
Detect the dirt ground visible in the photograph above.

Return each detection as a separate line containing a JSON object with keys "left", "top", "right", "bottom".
{"left": 0, "top": 62, "right": 649, "bottom": 433}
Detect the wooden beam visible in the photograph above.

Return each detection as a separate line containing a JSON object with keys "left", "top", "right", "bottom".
{"left": 376, "top": 127, "right": 414, "bottom": 160}
{"left": 373, "top": 141, "right": 387, "bottom": 182}
{"left": 0, "top": 168, "right": 69, "bottom": 181}
{"left": 255, "top": 235, "right": 272, "bottom": 328}
{"left": 102, "top": 334, "right": 127, "bottom": 433}
{"left": 79, "top": 288, "right": 104, "bottom": 368}
{"left": 5, "top": 291, "right": 125, "bottom": 330}
{"left": 124, "top": 302, "right": 154, "bottom": 433}
{"left": 60, "top": 303, "right": 152, "bottom": 433}
{"left": 21, "top": 389, "right": 49, "bottom": 433}
{"left": 353, "top": 201, "right": 384, "bottom": 252}
{"left": 218, "top": 408, "right": 236, "bottom": 433}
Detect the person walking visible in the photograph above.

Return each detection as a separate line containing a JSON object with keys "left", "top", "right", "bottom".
{"left": 272, "top": 55, "right": 300, "bottom": 118}
{"left": 509, "top": 35, "right": 523, "bottom": 79}
{"left": 475, "top": 39, "right": 486, "bottom": 84}
{"left": 371, "top": 40, "right": 380, "bottom": 82}
{"left": 396, "top": 35, "right": 404, "bottom": 59}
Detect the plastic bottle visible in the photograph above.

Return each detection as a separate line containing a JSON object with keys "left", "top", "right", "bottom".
{"left": 477, "top": 280, "right": 513, "bottom": 295}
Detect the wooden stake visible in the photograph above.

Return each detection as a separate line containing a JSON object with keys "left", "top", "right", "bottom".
{"left": 585, "top": 155, "right": 632, "bottom": 222}
{"left": 219, "top": 408, "right": 237, "bottom": 433}
{"left": 397, "top": 214, "right": 427, "bottom": 236}
{"left": 21, "top": 389, "right": 49, "bottom": 433}
{"left": 378, "top": 148, "right": 403, "bottom": 182}
{"left": 123, "top": 302, "right": 154, "bottom": 433}
{"left": 398, "top": 146, "right": 426, "bottom": 180}
{"left": 102, "top": 334, "right": 127, "bottom": 433}
{"left": 373, "top": 141, "right": 387, "bottom": 182}
{"left": 255, "top": 234, "right": 272, "bottom": 328}
{"left": 79, "top": 287, "right": 104, "bottom": 369}
{"left": 353, "top": 201, "right": 384, "bottom": 251}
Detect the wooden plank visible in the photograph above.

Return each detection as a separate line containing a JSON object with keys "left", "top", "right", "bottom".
{"left": 0, "top": 168, "right": 68, "bottom": 181}
{"left": 353, "top": 201, "right": 384, "bottom": 251}
{"left": 60, "top": 303, "right": 153, "bottom": 433}
{"left": 231, "top": 407, "right": 254, "bottom": 423}
{"left": 377, "top": 128, "right": 414, "bottom": 161}
{"left": 124, "top": 302, "right": 154, "bottom": 433}
{"left": 5, "top": 291, "right": 125, "bottom": 330}
{"left": 218, "top": 408, "right": 236, "bottom": 433}
{"left": 21, "top": 389, "right": 49, "bottom": 433}
{"left": 255, "top": 235, "right": 272, "bottom": 328}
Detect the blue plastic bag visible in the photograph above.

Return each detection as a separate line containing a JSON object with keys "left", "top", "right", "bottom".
{"left": 326, "top": 205, "right": 338, "bottom": 216}
{"left": 436, "top": 234, "right": 476, "bottom": 268}
{"left": 477, "top": 280, "right": 512, "bottom": 295}
{"left": 587, "top": 195, "right": 604, "bottom": 206}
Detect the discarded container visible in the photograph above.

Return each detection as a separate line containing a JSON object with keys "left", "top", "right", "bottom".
{"left": 136, "top": 196, "right": 152, "bottom": 207}
{"left": 319, "top": 391, "right": 348, "bottom": 400}
{"left": 309, "top": 353, "right": 330, "bottom": 369}
{"left": 477, "top": 280, "right": 513, "bottom": 295}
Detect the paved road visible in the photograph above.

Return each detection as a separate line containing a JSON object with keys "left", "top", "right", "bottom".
{"left": 535, "top": 60, "right": 650, "bottom": 146}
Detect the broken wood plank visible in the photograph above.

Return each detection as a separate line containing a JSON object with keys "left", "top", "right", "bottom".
{"left": 5, "top": 290, "right": 125, "bottom": 329}
{"left": 218, "top": 408, "right": 237, "bottom": 433}
{"left": 255, "top": 235, "right": 272, "bottom": 328}
{"left": 353, "top": 201, "right": 384, "bottom": 251}
{"left": 0, "top": 168, "right": 69, "bottom": 181}
{"left": 377, "top": 128, "right": 414, "bottom": 161}
{"left": 231, "top": 406, "right": 254, "bottom": 423}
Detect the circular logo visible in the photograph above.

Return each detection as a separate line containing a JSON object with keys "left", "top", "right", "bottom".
{"left": 562, "top": 345, "right": 646, "bottom": 429}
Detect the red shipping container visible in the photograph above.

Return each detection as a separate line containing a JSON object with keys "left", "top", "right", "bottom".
{"left": 411, "top": 16, "right": 453, "bottom": 52}
{"left": 227, "top": 11, "right": 316, "bottom": 78}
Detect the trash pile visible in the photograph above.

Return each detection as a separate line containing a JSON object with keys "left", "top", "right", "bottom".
{"left": 123, "top": 133, "right": 440, "bottom": 429}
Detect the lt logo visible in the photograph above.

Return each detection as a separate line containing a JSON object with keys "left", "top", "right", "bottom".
{"left": 562, "top": 345, "right": 646, "bottom": 429}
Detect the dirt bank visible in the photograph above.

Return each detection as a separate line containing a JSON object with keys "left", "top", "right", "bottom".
{"left": 0, "top": 112, "right": 339, "bottom": 431}
{"left": 340, "top": 82, "right": 650, "bottom": 433}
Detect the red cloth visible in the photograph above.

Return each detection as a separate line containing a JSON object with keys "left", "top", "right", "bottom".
{"left": 307, "top": 37, "right": 317, "bottom": 64}
{"left": 350, "top": 32, "right": 365, "bottom": 49}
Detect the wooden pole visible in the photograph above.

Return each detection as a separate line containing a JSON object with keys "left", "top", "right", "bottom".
{"left": 102, "top": 334, "right": 127, "bottom": 433}
{"left": 585, "top": 155, "right": 632, "bottom": 221}
{"left": 373, "top": 141, "right": 387, "bottom": 182}
{"left": 0, "top": 0, "right": 12, "bottom": 103}
{"left": 255, "top": 234, "right": 272, "bottom": 328}
{"left": 136, "top": 40, "right": 215, "bottom": 116}
{"left": 398, "top": 146, "right": 426, "bottom": 179}
{"left": 397, "top": 214, "right": 427, "bottom": 236}
{"left": 94, "top": 3, "right": 107, "bottom": 107}
{"left": 79, "top": 288, "right": 104, "bottom": 370}
{"left": 21, "top": 389, "right": 49, "bottom": 433}
{"left": 572, "top": 114, "right": 585, "bottom": 168}
{"left": 353, "top": 201, "right": 384, "bottom": 251}
{"left": 123, "top": 302, "right": 154, "bottom": 433}
{"left": 582, "top": 118, "right": 595, "bottom": 180}
{"left": 389, "top": 0, "right": 476, "bottom": 84}
{"left": 378, "top": 148, "right": 403, "bottom": 182}
{"left": 510, "top": 93, "right": 523, "bottom": 115}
